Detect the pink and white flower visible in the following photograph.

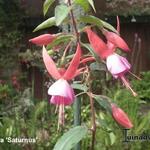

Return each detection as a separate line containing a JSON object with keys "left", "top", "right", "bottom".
{"left": 42, "top": 44, "right": 81, "bottom": 128}
{"left": 86, "top": 17, "right": 137, "bottom": 96}
{"left": 106, "top": 53, "right": 137, "bottom": 96}
{"left": 106, "top": 53, "right": 131, "bottom": 79}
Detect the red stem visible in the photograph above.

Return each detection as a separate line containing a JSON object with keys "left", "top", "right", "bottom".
{"left": 68, "top": 0, "right": 80, "bottom": 42}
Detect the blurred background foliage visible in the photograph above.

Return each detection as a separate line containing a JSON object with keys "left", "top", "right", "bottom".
{"left": 0, "top": 0, "right": 150, "bottom": 150}
{"left": 99, "top": 0, "right": 150, "bottom": 16}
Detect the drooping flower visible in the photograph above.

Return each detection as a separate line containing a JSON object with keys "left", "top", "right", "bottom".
{"left": 29, "top": 34, "right": 56, "bottom": 46}
{"left": 106, "top": 53, "right": 137, "bottom": 96}
{"left": 106, "top": 53, "right": 131, "bottom": 79}
{"left": 42, "top": 44, "right": 81, "bottom": 128}
{"left": 86, "top": 17, "right": 130, "bottom": 60}
{"left": 111, "top": 103, "right": 133, "bottom": 129}
{"left": 48, "top": 79, "right": 75, "bottom": 105}
{"left": 86, "top": 17, "right": 137, "bottom": 96}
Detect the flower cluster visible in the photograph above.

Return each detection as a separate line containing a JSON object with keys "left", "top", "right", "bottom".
{"left": 29, "top": 17, "right": 135, "bottom": 129}
{"left": 86, "top": 17, "right": 137, "bottom": 97}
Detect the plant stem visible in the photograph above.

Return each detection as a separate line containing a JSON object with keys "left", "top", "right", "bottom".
{"left": 68, "top": 0, "right": 79, "bottom": 42}
{"left": 73, "top": 97, "right": 81, "bottom": 150}
{"left": 89, "top": 92, "right": 96, "bottom": 150}
{"left": 67, "top": 1, "right": 82, "bottom": 150}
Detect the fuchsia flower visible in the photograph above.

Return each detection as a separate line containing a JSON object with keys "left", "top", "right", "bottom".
{"left": 111, "top": 103, "right": 133, "bottom": 129}
{"left": 29, "top": 34, "right": 56, "bottom": 46}
{"left": 42, "top": 44, "right": 81, "bottom": 128}
{"left": 86, "top": 17, "right": 137, "bottom": 96}
{"left": 106, "top": 53, "right": 137, "bottom": 96}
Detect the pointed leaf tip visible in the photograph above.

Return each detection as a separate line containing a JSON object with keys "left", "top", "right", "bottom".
{"left": 42, "top": 46, "right": 61, "bottom": 80}
{"left": 33, "top": 17, "right": 56, "bottom": 32}
{"left": 88, "top": 0, "right": 96, "bottom": 12}
{"left": 63, "top": 43, "right": 82, "bottom": 80}
{"left": 43, "top": 0, "right": 55, "bottom": 16}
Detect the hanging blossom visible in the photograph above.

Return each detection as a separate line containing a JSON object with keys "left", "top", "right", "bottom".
{"left": 42, "top": 44, "right": 82, "bottom": 129}
{"left": 111, "top": 103, "right": 133, "bottom": 129}
{"left": 29, "top": 34, "right": 83, "bottom": 128}
{"left": 86, "top": 17, "right": 137, "bottom": 96}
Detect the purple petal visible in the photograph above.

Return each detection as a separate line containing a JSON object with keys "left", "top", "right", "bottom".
{"left": 48, "top": 79, "right": 75, "bottom": 104}
{"left": 106, "top": 53, "right": 131, "bottom": 78}
{"left": 50, "top": 96, "right": 74, "bottom": 105}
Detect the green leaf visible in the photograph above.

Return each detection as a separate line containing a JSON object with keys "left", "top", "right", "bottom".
{"left": 98, "top": 117, "right": 109, "bottom": 129}
{"left": 87, "top": 0, "right": 96, "bottom": 12}
{"left": 90, "top": 62, "right": 106, "bottom": 71}
{"left": 109, "top": 132, "right": 116, "bottom": 145}
{"left": 33, "top": 101, "right": 47, "bottom": 120}
{"left": 74, "top": 0, "right": 90, "bottom": 12}
{"left": 79, "top": 15, "right": 118, "bottom": 33}
{"left": 81, "top": 43, "right": 100, "bottom": 63}
{"left": 135, "top": 112, "right": 150, "bottom": 134}
{"left": 47, "top": 34, "right": 73, "bottom": 49}
{"left": 43, "top": 0, "right": 55, "bottom": 16}
{"left": 79, "top": 15, "right": 103, "bottom": 28}
{"left": 53, "top": 126, "right": 88, "bottom": 150}
{"left": 55, "top": 5, "right": 70, "bottom": 26}
{"left": 92, "top": 94, "right": 112, "bottom": 113}
{"left": 33, "top": 17, "right": 56, "bottom": 32}
{"left": 71, "top": 83, "right": 88, "bottom": 92}
{"left": 100, "top": 20, "right": 118, "bottom": 33}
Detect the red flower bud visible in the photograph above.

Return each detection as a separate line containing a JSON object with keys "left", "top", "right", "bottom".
{"left": 111, "top": 103, "right": 133, "bottom": 128}
{"left": 29, "top": 34, "right": 56, "bottom": 46}
{"left": 102, "top": 29, "right": 130, "bottom": 51}
{"left": 86, "top": 28, "right": 114, "bottom": 59}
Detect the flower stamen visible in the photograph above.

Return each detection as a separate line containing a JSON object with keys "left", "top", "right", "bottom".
{"left": 120, "top": 76, "right": 137, "bottom": 97}
{"left": 128, "top": 71, "right": 142, "bottom": 80}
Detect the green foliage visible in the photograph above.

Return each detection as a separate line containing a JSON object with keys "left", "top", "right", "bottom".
{"left": 90, "top": 62, "right": 106, "bottom": 71}
{"left": 55, "top": 5, "right": 70, "bottom": 26}
{"left": 33, "top": 17, "right": 56, "bottom": 32}
{"left": 74, "top": 0, "right": 90, "bottom": 12}
{"left": 93, "top": 94, "right": 112, "bottom": 114}
{"left": 43, "top": 0, "right": 55, "bottom": 16}
{"left": 71, "top": 82, "right": 88, "bottom": 92}
{"left": 1, "top": 0, "right": 149, "bottom": 149}
{"left": 0, "top": 0, "right": 22, "bottom": 28}
{"left": 54, "top": 126, "right": 88, "bottom": 150}
{"left": 87, "top": 0, "right": 96, "bottom": 12}
{"left": 105, "top": 0, "right": 150, "bottom": 16}
{"left": 0, "top": 0, "right": 25, "bottom": 75}
{"left": 19, "top": 49, "right": 43, "bottom": 68}
{"left": 79, "top": 15, "right": 103, "bottom": 28}
{"left": 132, "top": 71, "right": 150, "bottom": 100}
{"left": 0, "top": 83, "right": 18, "bottom": 101}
